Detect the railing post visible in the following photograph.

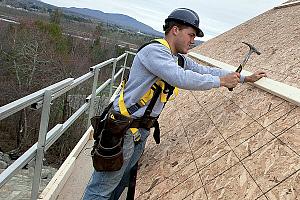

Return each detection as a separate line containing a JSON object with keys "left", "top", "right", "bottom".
{"left": 121, "top": 52, "right": 129, "bottom": 82}
{"left": 109, "top": 59, "right": 117, "bottom": 99}
{"left": 87, "top": 68, "right": 100, "bottom": 128}
{"left": 31, "top": 90, "right": 52, "bottom": 200}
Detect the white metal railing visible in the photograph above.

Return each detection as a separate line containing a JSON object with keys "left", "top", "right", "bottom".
{"left": 0, "top": 52, "right": 133, "bottom": 200}
{"left": 188, "top": 51, "right": 300, "bottom": 107}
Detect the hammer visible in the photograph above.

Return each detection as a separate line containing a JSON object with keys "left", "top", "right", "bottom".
{"left": 229, "top": 42, "right": 261, "bottom": 91}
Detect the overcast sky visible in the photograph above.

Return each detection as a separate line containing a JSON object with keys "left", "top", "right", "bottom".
{"left": 41, "top": 0, "right": 287, "bottom": 41}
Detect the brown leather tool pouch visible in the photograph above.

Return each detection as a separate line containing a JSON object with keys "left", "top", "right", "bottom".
{"left": 91, "top": 109, "right": 133, "bottom": 171}
{"left": 91, "top": 131, "right": 124, "bottom": 171}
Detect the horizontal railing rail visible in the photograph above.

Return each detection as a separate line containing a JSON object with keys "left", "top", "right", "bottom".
{"left": 0, "top": 51, "right": 134, "bottom": 200}
{"left": 32, "top": 72, "right": 95, "bottom": 110}
{"left": 125, "top": 50, "right": 137, "bottom": 56}
{"left": 89, "top": 58, "right": 115, "bottom": 71}
{"left": 86, "top": 68, "right": 124, "bottom": 101}
{"left": 0, "top": 78, "right": 74, "bottom": 120}
{"left": 0, "top": 124, "right": 63, "bottom": 188}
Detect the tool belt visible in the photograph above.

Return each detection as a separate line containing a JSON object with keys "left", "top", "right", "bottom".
{"left": 91, "top": 105, "right": 159, "bottom": 172}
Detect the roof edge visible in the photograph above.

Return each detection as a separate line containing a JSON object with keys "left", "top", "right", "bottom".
{"left": 274, "top": 1, "right": 300, "bottom": 9}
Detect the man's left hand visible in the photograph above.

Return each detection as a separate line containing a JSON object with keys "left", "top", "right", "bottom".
{"left": 245, "top": 71, "right": 267, "bottom": 83}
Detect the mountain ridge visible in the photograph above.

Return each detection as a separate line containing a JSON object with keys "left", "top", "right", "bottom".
{"left": 2, "top": 0, "right": 203, "bottom": 43}
{"left": 63, "top": 7, "right": 163, "bottom": 37}
{"left": 1, "top": 0, "right": 163, "bottom": 36}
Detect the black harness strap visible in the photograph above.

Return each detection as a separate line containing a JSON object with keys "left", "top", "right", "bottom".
{"left": 127, "top": 42, "right": 185, "bottom": 115}
{"left": 137, "top": 40, "right": 161, "bottom": 52}
{"left": 128, "top": 40, "right": 185, "bottom": 144}
{"left": 142, "top": 83, "right": 160, "bottom": 117}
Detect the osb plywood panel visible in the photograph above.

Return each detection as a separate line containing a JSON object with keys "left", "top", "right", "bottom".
{"left": 242, "top": 139, "right": 300, "bottom": 194}
{"left": 136, "top": 2, "right": 300, "bottom": 199}
{"left": 136, "top": 162, "right": 201, "bottom": 200}
{"left": 136, "top": 89, "right": 300, "bottom": 200}
{"left": 264, "top": 170, "right": 300, "bottom": 199}
{"left": 204, "top": 163, "right": 263, "bottom": 199}
{"left": 277, "top": 123, "right": 300, "bottom": 155}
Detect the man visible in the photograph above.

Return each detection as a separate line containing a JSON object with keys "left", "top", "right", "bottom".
{"left": 83, "top": 8, "right": 266, "bottom": 200}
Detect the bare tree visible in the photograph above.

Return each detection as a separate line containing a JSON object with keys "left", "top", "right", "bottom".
{"left": 0, "top": 22, "right": 56, "bottom": 153}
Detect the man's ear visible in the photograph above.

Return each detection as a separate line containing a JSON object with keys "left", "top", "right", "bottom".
{"left": 172, "top": 26, "right": 179, "bottom": 36}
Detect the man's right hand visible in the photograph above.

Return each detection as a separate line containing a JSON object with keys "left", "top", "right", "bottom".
{"left": 220, "top": 72, "right": 240, "bottom": 88}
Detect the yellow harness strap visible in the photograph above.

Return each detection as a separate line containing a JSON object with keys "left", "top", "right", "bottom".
{"left": 118, "top": 81, "right": 140, "bottom": 140}
{"left": 118, "top": 38, "right": 180, "bottom": 141}
{"left": 138, "top": 39, "right": 179, "bottom": 104}
{"left": 154, "top": 38, "right": 170, "bottom": 49}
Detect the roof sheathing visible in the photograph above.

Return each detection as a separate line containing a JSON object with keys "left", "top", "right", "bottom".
{"left": 192, "top": 5, "right": 300, "bottom": 88}
{"left": 135, "top": 3, "right": 300, "bottom": 200}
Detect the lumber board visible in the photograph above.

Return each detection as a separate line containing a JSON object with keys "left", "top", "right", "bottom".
{"left": 39, "top": 127, "right": 93, "bottom": 200}
{"left": 274, "top": 1, "right": 300, "bottom": 9}
{"left": 188, "top": 51, "right": 300, "bottom": 107}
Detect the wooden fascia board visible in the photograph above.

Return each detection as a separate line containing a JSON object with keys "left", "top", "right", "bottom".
{"left": 274, "top": 1, "right": 300, "bottom": 9}
{"left": 188, "top": 51, "right": 300, "bottom": 107}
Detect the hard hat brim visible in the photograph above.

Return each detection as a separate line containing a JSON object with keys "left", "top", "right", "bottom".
{"left": 166, "top": 18, "right": 204, "bottom": 37}
{"left": 195, "top": 27, "right": 204, "bottom": 37}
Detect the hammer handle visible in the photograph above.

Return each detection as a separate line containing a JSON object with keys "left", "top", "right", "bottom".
{"left": 236, "top": 65, "right": 243, "bottom": 73}
{"left": 228, "top": 64, "right": 243, "bottom": 91}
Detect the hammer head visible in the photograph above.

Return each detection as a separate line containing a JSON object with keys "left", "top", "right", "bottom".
{"left": 242, "top": 42, "right": 261, "bottom": 55}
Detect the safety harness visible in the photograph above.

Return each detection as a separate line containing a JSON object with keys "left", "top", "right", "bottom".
{"left": 118, "top": 39, "right": 185, "bottom": 144}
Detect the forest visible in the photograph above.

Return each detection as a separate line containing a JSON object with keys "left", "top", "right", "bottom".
{"left": 0, "top": 5, "right": 155, "bottom": 167}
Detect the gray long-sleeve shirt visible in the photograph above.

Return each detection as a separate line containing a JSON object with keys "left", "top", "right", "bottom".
{"left": 113, "top": 42, "right": 245, "bottom": 118}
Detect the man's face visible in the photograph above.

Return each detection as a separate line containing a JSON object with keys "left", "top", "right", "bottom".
{"left": 174, "top": 26, "right": 196, "bottom": 54}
